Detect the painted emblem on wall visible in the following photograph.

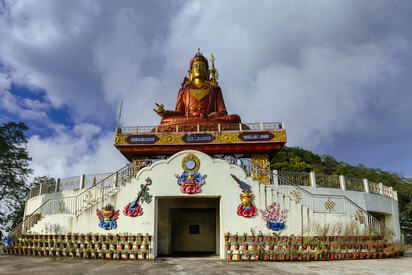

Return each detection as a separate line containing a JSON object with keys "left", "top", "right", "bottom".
{"left": 231, "top": 174, "right": 257, "bottom": 218}
{"left": 97, "top": 204, "right": 119, "bottom": 230}
{"left": 261, "top": 202, "right": 287, "bottom": 231}
{"left": 175, "top": 153, "right": 206, "bottom": 194}
{"left": 324, "top": 198, "right": 336, "bottom": 212}
{"left": 124, "top": 177, "right": 152, "bottom": 217}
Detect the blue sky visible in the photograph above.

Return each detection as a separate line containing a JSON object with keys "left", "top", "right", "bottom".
{"left": 0, "top": 0, "right": 411, "bottom": 179}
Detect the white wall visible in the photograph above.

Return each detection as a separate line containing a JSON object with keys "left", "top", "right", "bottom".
{"left": 24, "top": 150, "right": 401, "bottom": 258}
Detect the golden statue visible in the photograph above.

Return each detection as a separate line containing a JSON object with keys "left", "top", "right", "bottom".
{"left": 154, "top": 49, "right": 241, "bottom": 128}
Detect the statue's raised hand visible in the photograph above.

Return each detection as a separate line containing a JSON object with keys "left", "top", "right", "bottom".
{"left": 153, "top": 103, "right": 167, "bottom": 117}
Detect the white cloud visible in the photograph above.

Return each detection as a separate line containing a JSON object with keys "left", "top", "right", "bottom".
{"left": 0, "top": 89, "right": 49, "bottom": 121}
{"left": 162, "top": 1, "right": 408, "bottom": 150}
{"left": 243, "top": 42, "right": 402, "bottom": 147}
{"left": 1, "top": 0, "right": 412, "bottom": 177}
{"left": 27, "top": 123, "right": 125, "bottom": 180}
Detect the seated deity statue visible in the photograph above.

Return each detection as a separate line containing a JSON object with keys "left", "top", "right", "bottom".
{"left": 154, "top": 50, "right": 241, "bottom": 129}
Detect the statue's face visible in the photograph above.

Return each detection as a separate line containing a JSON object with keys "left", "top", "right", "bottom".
{"left": 191, "top": 60, "right": 208, "bottom": 80}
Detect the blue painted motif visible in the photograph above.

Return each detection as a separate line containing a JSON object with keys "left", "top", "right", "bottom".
{"left": 98, "top": 218, "right": 117, "bottom": 230}
{"left": 4, "top": 237, "right": 12, "bottom": 247}
{"left": 267, "top": 221, "right": 285, "bottom": 231}
{"left": 97, "top": 204, "right": 119, "bottom": 230}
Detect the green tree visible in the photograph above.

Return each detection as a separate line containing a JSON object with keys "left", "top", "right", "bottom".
{"left": 4, "top": 175, "right": 55, "bottom": 233}
{"left": 270, "top": 146, "right": 321, "bottom": 172}
{"left": 0, "top": 122, "right": 33, "bottom": 233}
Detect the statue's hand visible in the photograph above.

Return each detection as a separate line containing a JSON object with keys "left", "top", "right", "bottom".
{"left": 153, "top": 103, "right": 167, "bottom": 117}
{"left": 208, "top": 112, "right": 220, "bottom": 118}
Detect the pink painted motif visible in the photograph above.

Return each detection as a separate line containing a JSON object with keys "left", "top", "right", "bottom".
{"left": 176, "top": 171, "right": 206, "bottom": 194}
{"left": 261, "top": 202, "right": 287, "bottom": 231}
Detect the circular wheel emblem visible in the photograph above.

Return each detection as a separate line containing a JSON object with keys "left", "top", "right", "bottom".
{"left": 182, "top": 153, "right": 200, "bottom": 172}
{"left": 185, "top": 159, "right": 196, "bottom": 170}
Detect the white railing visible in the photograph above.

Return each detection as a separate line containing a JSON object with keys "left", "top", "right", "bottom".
{"left": 116, "top": 121, "right": 284, "bottom": 134}
{"left": 383, "top": 186, "right": 392, "bottom": 197}
{"left": 27, "top": 172, "right": 115, "bottom": 199}
{"left": 369, "top": 181, "right": 381, "bottom": 194}
{"left": 265, "top": 169, "right": 396, "bottom": 200}
{"left": 10, "top": 164, "right": 133, "bottom": 238}
{"left": 26, "top": 165, "right": 139, "bottom": 200}
{"left": 245, "top": 160, "right": 392, "bottom": 237}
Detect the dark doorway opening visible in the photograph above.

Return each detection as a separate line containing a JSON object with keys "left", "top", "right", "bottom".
{"left": 171, "top": 208, "right": 216, "bottom": 255}
{"left": 157, "top": 197, "right": 220, "bottom": 257}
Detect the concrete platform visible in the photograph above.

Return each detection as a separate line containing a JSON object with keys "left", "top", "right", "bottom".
{"left": 0, "top": 251, "right": 411, "bottom": 275}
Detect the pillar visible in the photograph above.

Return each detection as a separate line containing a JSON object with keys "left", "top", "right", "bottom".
{"left": 310, "top": 172, "right": 316, "bottom": 188}
{"left": 55, "top": 178, "right": 60, "bottom": 193}
{"left": 273, "top": 170, "right": 279, "bottom": 187}
{"left": 339, "top": 175, "right": 346, "bottom": 190}
{"left": 363, "top": 179, "right": 369, "bottom": 193}
{"left": 80, "top": 174, "right": 85, "bottom": 189}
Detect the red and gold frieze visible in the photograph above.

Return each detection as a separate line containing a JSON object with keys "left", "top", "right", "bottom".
{"left": 114, "top": 129, "right": 286, "bottom": 146}
{"left": 114, "top": 129, "right": 286, "bottom": 161}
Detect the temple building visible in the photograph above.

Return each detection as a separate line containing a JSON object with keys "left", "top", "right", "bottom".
{"left": 15, "top": 50, "right": 401, "bottom": 260}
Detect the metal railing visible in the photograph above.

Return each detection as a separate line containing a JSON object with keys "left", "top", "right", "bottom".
{"left": 84, "top": 173, "right": 112, "bottom": 189}
{"left": 316, "top": 174, "right": 340, "bottom": 189}
{"left": 345, "top": 177, "right": 364, "bottom": 192}
{"left": 117, "top": 122, "right": 284, "bottom": 134}
{"left": 59, "top": 176, "right": 80, "bottom": 191}
{"left": 245, "top": 160, "right": 394, "bottom": 237}
{"left": 9, "top": 164, "right": 133, "bottom": 239}
{"left": 27, "top": 172, "right": 117, "bottom": 199}
{"left": 277, "top": 171, "right": 311, "bottom": 186}
{"left": 261, "top": 169, "right": 394, "bottom": 199}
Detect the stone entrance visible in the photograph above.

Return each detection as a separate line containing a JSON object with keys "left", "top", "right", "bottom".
{"left": 157, "top": 198, "right": 219, "bottom": 256}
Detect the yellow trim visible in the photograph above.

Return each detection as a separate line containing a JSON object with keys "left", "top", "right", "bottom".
{"left": 190, "top": 89, "right": 209, "bottom": 101}
{"left": 156, "top": 133, "right": 185, "bottom": 144}
{"left": 114, "top": 129, "right": 286, "bottom": 145}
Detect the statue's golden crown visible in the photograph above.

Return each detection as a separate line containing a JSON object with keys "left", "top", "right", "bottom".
{"left": 190, "top": 48, "right": 209, "bottom": 69}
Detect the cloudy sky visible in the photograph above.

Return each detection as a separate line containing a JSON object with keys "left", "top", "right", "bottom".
{"left": 0, "top": 0, "right": 411, "bottom": 180}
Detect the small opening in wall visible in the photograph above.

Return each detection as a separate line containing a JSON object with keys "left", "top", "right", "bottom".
{"left": 189, "top": 225, "right": 200, "bottom": 234}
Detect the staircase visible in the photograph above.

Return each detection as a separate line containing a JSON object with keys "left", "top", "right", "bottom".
{"left": 245, "top": 160, "right": 395, "bottom": 239}
{"left": 9, "top": 164, "right": 134, "bottom": 238}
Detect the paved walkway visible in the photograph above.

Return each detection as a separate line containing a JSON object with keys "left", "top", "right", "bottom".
{"left": 0, "top": 253, "right": 411, "bottom": 274}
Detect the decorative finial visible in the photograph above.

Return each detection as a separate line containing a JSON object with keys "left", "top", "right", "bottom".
{"left": 210, "top": 54, "right": 215, "bottom": 63}
{"left": 197, "top": 48, "right": 201, "bottom": 55}
{"left": 209, "top": 53, "right": 219, "bottom": 86}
